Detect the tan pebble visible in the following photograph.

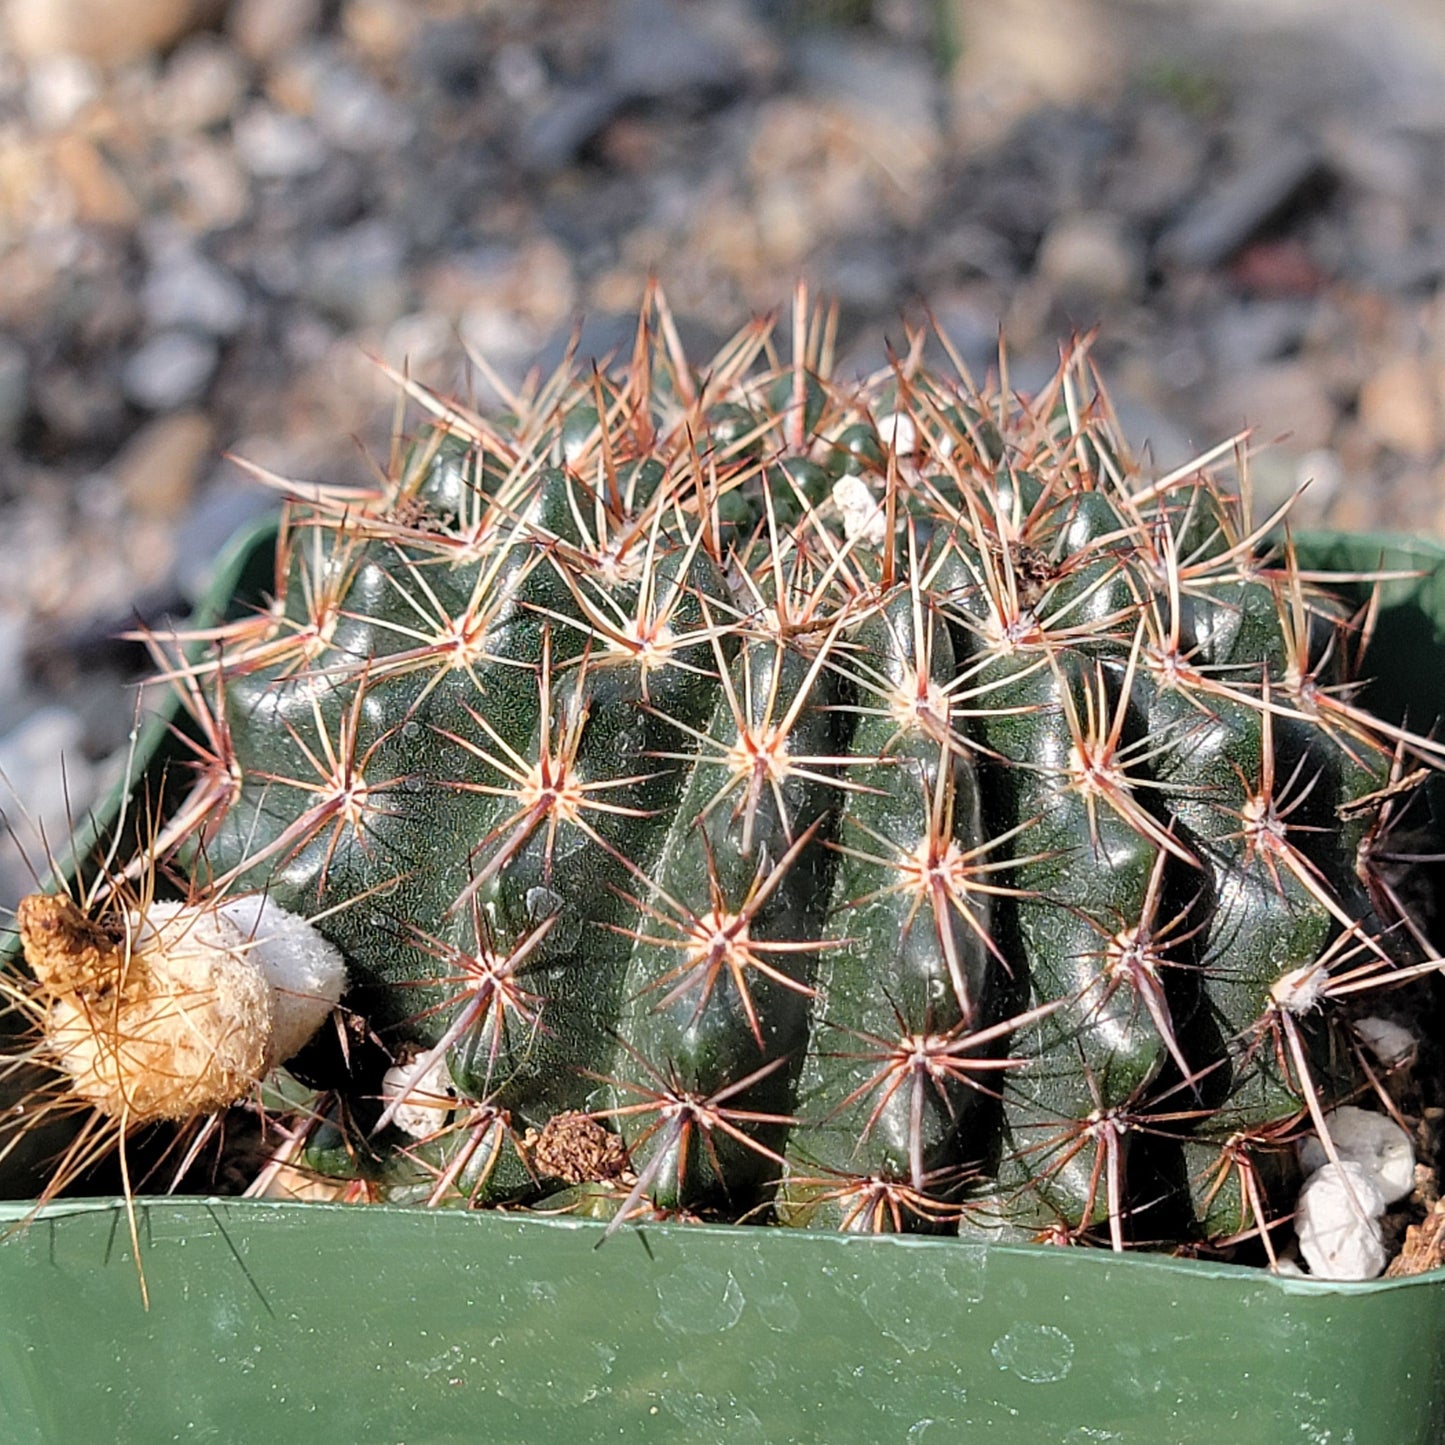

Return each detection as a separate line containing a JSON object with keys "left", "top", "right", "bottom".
{"left": 113, "top": 411, "right": 215, "bottom": 520}
{"left": 152, "top": 35, "right": 247, "bottom": 133}
{"left": 0, "top": 132, "right": 57, "bottom": 233}
{"left": 1358, "top": 355, "right": 1441, "bottom": 458}
{"left": 341, "top": 0, "right": 417, "bottom": 64}
{"left": 1036, "top": 211, "right": 1142, "bottom": 302}
{"left": 1325, "top": 481, "right": 1382, "bottom": 537}
{"left": 948, "top": 0, "right": 1123, "bottom": 152}
{"left": 264, "top": 54, "right": 319, "bottom": 118}
{"left": 50, "top": 132, "right": 138, "bottom": 226}
{"left": 168, "top": 134, "right": 253, "bottom": 232}
{"left": 1210, "top": 361, "right": 1338, "bottom": 454}
{"left": 225, "top": 0, "right": 322, "bottom": 65}
{"left": 122, "top": 516, "right": 180, "bottom": 589}
{"left": 590, "top": 268, "right": 649, "bottom": 315}
{"left": 5, "top": 0, "right": 204, "bottom": 66}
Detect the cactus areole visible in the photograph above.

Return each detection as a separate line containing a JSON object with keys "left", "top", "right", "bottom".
{"left": 9, "top": 293, "right": 1444, "bottom": 1274}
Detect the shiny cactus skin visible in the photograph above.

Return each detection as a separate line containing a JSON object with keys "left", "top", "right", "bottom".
{"left": 39, "top": 290, "right": 1442, "bottom": 1260}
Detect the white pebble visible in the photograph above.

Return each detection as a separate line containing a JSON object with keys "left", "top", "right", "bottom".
{"left": 831, "top": 474, "right": 887, "bottom": 546}
{"left": 1296, "top": 1160, "right": 1388, "bottom": 1280}
{"left": 142, "top": 246, "right": 248, "bottom": 338}
{"left": 232, "top": 104, "right": 328, "bottom": 180}
{"left": 25, "top": 53, "right": 100, "bottom": 130}
{"left": 876, "top": 411, "right": 918, "bottom": 456}
{"left": 1298, "top": 1105, "right": 1415, "bottom": 1205}
{"left": 381, "top": 1056, "right": 457, "bottom": 1140}
{"left": 122, "top": 329, "right": 219, "bottom": 410}
{"left": 1354, "top": 1016, "right": 1416, "bottom": 1069}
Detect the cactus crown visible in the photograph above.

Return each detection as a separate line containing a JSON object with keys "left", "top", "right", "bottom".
{"left": 5, "top": 287, "right": 1440, "bottom": 1274}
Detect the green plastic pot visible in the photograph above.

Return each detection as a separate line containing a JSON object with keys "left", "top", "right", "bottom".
{"left": 3, "top": 523, "right": 1445, "bottom": 1445}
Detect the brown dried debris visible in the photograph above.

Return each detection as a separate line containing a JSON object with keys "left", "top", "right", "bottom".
{"left": 17, "top": 892, "right": 125, "bottom": 997}
{"left": 1386, "top": 1199, "right": 1445, "bottom": 1279}
{"left": 527, "top": 1111, "right": 629, "bottom": 1184}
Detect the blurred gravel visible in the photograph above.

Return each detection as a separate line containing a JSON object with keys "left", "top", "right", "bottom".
{"left": 2, "top": 0, "right": 1445, "bottom": 909}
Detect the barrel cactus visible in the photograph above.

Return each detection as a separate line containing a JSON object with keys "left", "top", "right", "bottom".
{"left": 6, "top": 290, "right": 1439, "bottom": 1271}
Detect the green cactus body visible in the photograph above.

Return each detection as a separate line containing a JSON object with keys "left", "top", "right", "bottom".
{"left": 778, "top": 590, "right": 994, "bottom": 1229}
{"left": 609, "top": 631, "right": 842, "bottom": 1209}
{"left": 38, "top": 296, "right": 1436, "bottom": 1268}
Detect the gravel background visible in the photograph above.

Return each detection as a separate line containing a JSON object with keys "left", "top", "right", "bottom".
{"left": 2, "top": 0, "right": 1445, "bottom": 909}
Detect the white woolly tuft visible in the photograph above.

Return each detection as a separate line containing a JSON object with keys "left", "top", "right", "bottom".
{"left": 218, "top": 895, "right": 347, "bottom": 1067}
{"left": 1269, "top": 960, "right": 1328, "bottom": 1015}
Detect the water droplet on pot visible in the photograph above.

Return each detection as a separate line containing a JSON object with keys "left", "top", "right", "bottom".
{"left": 991, "top": 1324, "right": 1075, "bottom": 1383}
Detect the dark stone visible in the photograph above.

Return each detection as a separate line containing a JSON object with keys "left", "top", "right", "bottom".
{"left": 1157, "top": 135, "right": 1332, "bottom": 270}
{"left": 518, "top": 0, "right": 750, "bottom": 172}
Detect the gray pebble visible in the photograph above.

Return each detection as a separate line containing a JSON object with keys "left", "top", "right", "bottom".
{"left": 0, "top": 607, "right": 30, "bottom": 734}
{"left": 142, "top": 247, "right": 249, "bottom": 337}
{"left": 794, "top": 31, "right": 939, "bottom": 119}
{"left": 0, "top": 334, "right": 30, "bottom": 447}
{"left": 1106, "top": 393, "right": 1196, "bottom": 477}
{"left": 34, "top": 365, "right": 127, "bottom": 448}
{"left": 1208, "top": 299, "right": 1315, "bottom": 371}
{"left": 1324, "top": 123, "right": 1422, "bottom": 201}
{"left": 520, "top": 88, "right": 625, "bottom": 174}
{"left": 0, "top": 704, "right": 98, "bottom": 915}
{"left": 232, "top": 103, "right": 329, "bottom": 179}
{"left": 494, "top": 43, "right": 547, "bottom": 106}
{"left": 610, "top": 0, "right": 748, "bottom": 101}
{"left": 122, "top": 329, "right": 221, "bottom": 410}
{"left": 301, "top": 221, "right": 409, "bottom": 329}
{"left": 312, "top": 61, "right": 412, "bottom": 153}
{"left": 522, "top": 0, "right": 750, "bottom": 171}
{"left": 409, "top": 15, "right": 490, "bottom": 102}
{"left": 249, "top": 242, "right": 304, "bottom": 299}
{"left": 816, "top": 234, "right": 906, "bottom": 312}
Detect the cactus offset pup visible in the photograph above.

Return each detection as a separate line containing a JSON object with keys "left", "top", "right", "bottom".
{"left": 5, "top": 290, "right": 1441, "bottom": 1276}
